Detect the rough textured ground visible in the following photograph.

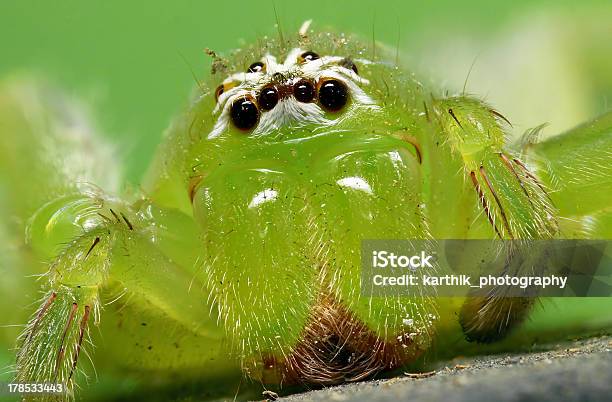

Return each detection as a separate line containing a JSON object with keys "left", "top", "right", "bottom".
{"left": 277, "top": 335, "right": 612, "bottom": 402}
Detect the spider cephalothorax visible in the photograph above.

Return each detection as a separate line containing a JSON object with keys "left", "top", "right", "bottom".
{"left": 209, "top": 47, "right": 379, "bottom": 138}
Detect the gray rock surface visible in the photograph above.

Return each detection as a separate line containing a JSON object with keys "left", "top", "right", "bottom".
{"left": 278, "top": 336, "right": 612, "bottom": 402}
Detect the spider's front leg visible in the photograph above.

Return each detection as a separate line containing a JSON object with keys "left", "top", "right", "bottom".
{"left": 16, "top": 191, "right": 231, "bottom": 397}
{"left": 426, "top": 96, "right": 558, "bottom": 342}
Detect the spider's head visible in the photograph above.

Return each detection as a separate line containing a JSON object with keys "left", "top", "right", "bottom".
{"left": 207, "top": 44, "right": 379, "bottom": 139}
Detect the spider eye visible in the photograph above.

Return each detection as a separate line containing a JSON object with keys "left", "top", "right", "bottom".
{"left": 293, "top": 79, "right": 315, "bottom": 103}
{"left": 230, "top": 96, "right": 259, "bottom": 131}
{"left": 299, "top": 51, "right": 320, "bottom": 63}
{"left": 258, "top": 86, "right": 279, "bottom": 111}
{"left": 247, "top": 61, "right": 265, "bottom": 73}
{"left": 215, "top": 85, "right": 224, "bottom": 101}
{"left": 317, "top": 79, "right": 349, "bottom": 112}
{"left": 215, "top": 82, "right": 238, "bottom": 103}
{"left": 340, "top": 58, "right": 358, "bottom": 74}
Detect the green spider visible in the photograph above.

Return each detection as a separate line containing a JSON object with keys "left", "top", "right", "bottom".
{"left": 0, "top": 21, "right": 611, "bottom": 400}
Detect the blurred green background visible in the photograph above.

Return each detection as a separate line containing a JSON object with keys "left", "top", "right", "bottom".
{"left": 1, "top": 0, "right": 610, "bottom": 184}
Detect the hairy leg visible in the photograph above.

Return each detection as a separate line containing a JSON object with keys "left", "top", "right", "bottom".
{"left": 0, "top": 77, "right": 122, "bottom": 384}
{"left": 0, "top": 79, "right": 238, "bottom": 399}
{"left": 523, "top": 110, "right": 612, "bottom": 238}
{"left": 430, "top": 96, "right": 557, "bottom": 342}
{"left": 17, "top": 193, "right": 236, "bottom": 399}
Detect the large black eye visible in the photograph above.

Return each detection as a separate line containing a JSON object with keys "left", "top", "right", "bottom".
{"left": 247, "top": 61, "right": 265, "bottom": 73}
{"left": 215, "top": 85, "right": 224, "bottom": 102}
{"left": 293, "top": 79, "right": 315, "bottom": 103}
{"left": 318, "top": 79, "right": 348, "bottom": 112}
{"left": 340, "top": 58, "right": 358, "bottom": 74}
{"left": 258, "top": 86, "right": 279, "bottom": 111}
{"left": 230, "top": 96, "right": 259, "bottom": 131}
{"left": 300, "top": 51, "right": 320, "bottom": 62}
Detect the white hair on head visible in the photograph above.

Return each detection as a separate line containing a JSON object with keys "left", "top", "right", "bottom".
{"left": 207, "top": 47, "right": 379, "bottom": 139}
{"left": 298, "top": 20, "right": 312, "bottom": 37}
